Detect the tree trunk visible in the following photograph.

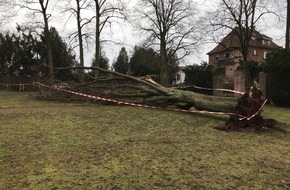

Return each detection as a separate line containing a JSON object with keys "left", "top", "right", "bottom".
{"left": 240, "top": 31, "right": 251, "bottom": 87}
{"left": 46, "top": 39, "right": 54, "bottom": 82}
{"left": 94, "top": 3, "right": 100, "bottom": 79}
{"left": 76, "top": 0, "right": 84, "bottom": 83}
{"left": 40, "top": 0, "right": 54, "bottom": 83}
{"left": 160, "top": 34, "right": 169, "bottom": 86}
{"left": 77, "top": 66, "right": 238, "bottom": 113}
{"left": 43, "top": 19, "right": 54, "bottom": 83}
{"left": 286, "top": 0, "right": 290, "bottom": 51}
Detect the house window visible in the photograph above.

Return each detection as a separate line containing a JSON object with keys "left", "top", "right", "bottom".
{"left": 263, "top": 51, "right": 268, "bottom": 59}
{"left": 225, "top": 53, "right": 230, "bottom": 59}
{"left": 253, "top": 49, "right": 257, "bottom": 56}
{"left": 262, "top": 40, "right": 266, "bottom": 44}
{"left": 215, "top": 55, "right": 219, "bottom": 61}
{"left": 176, "top": 74, "right": 180, "bottom": 81}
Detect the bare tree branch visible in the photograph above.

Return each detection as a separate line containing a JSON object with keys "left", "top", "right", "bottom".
{"left": 133, "top": 0, "right": 201, "bottom": 86}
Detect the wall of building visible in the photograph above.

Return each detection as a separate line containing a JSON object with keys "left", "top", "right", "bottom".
{"left": 248, "top": 47, "right": 269, "bottom": 63}
{"left": 174, "top": 70, "right": 186, "bottom": 84}
{"left": 225, "top": 63, "right": 240, "bottom": 79}
{"left": 210, "top": 47, "right": 271, "bottom": 66}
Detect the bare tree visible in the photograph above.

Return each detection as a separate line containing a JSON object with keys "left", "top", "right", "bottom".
{"left": 133, "top": 0, "right": 201, "bottom": 86}
{"left": 13, "top": 0, "right": 56, "bottom": 82}
{"left": 90, "top": 0, "right": 126, "bottom": 78}
{"left": 209, "top": 0, "right": 278, "bottom": 85}
{"left": 63, "top": 0, "right": 93, "bottom": 83}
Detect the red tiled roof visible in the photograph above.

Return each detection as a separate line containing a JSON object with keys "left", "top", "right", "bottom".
{"left": 207, "top": 27, "right": 280, "bottom": 55}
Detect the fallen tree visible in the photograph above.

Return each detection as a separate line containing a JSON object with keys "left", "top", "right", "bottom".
{"left": 52, "top": 66, "right": 238, "bottom": 112}
{"left": 37, "top": 66, "right": 287, "bottom": 132}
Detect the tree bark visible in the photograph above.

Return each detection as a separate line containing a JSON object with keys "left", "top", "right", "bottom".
{"left": 76, "top": 0, "right": 85, "bottom": 83}
{"left": 160, "top": 36, "right": 169, "bottom": 87}
{"left": 94, "top": 5, "right": 100, "bottom": 79}
{"left": 40, "top": 0, "right": 54, "bottom": 83}
{"left": 286, "top": 0, "right": 290, "bottom": 51}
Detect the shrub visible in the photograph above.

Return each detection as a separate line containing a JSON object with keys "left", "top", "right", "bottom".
{"left": 184, "top": 62, "right": 213, "bottom": 95}
{"left": 265, "top": 49, "right": 290, "bottom": 106}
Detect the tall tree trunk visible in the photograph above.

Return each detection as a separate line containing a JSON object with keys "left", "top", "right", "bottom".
{"left": 76, "top": 0, "right": 84, "bottom": 83}
{"left": 39, "top": 0, "right": 54, "bottom": 83}
{"left": 95, "top": 31, "right": 100, "bottom": 78}
{"left": 46, "top": 36, "right": 54, "bottom": 82}
{"left": 160, "top": 54, "right": 168, "bottom": 87}
{"left": 160, "top": 34, "right": 169, "bottom": 86}
{"left": 43, "top": 16, "right": 54, "bottom": 83}
{"left": 239, "top": 27, "right": 252, "bottom": 87}
{"left": 94, "top": 3, "right": 100, "bottom": 78}
{"left": 241, "top": 51, "right": 251, "bottom": 87}
{"left": 286, "top": 0, "right": 290, "bottom": 51}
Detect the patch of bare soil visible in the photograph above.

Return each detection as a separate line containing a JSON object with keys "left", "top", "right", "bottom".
{"left": 215, "top": 118, "right": 289, "bottom": 133}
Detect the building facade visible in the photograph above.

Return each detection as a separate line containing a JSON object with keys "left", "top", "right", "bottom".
{"left": 207, "top": 27, "right": 280, "bottom": 95}
{"left": 173, "top": 66, "right": 186, "bottom": 84}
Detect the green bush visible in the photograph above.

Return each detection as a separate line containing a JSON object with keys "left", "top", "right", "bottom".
{"left": 184, "top": 62, "right": 213, "bottom": 95}
{"left": 265, "top": 49, "right": 290, "bottom": 106}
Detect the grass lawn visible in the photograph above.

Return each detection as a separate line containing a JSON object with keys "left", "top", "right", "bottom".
{"left": 0, "top": 91, "right": 289, "bottom": 190}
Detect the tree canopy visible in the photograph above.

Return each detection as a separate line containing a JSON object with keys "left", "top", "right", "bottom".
{"left": 266, "top": 49, "right": 290, "bottom": 106}
{"left": 129, "top": 46, "right": 160, "bottom": 77}
{"left": 40, "top": 27, "right": 77, "bottom": 81}
{"left": 91, "top": 51, "right": 109, "bottom": 70}
{"left": 0, "top": 29, "right": 37, "bottom": 77}
{"left": 129, "top": 45, "right": 179, "bottom": 84}
{"left": 184, "top": 62, "right": 213, "bottom": 94}
{"left": 0, "top": 26, "right": 77, "bottom": 81}
{"left": 113, "top": 47, "right": 129, "bottom": 74}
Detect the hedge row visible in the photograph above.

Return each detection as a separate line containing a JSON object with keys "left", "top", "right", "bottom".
{"left": 266, "top": 49, "right": 290, "bottom": 107}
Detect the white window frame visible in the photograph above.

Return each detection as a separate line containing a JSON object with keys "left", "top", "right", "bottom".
{"left": 253, "top": 49, "right": 257, "bottom": 56}
{"left": 215, "top": 54, "right": 219, "bottom": 61}
{"left": 263, "top": 51, "right": 268, "bottom": 59}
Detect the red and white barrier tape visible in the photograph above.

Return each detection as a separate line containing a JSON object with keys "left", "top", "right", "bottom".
{"left": 33, "top": 82, "right": 265, "bottom": 121}
{"left": 239, "top": 99, "right": 267, "bottom": 121}
{"left": 173, "top": 85, "right": 245, "bottom": 95}
{"left": 34, "top": 82, "right": 163, "bottom": 109}
{"left": 0, "top": 83, "right": 34, "bottom": 91}
{"left": 0, "top": 83, "right": 34, "bottom": 86}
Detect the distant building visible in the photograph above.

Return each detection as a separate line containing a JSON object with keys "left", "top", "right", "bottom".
{"left": 207, "top": 27, "right": 281, "bottom": 95}
{"left": 174, "top": 66, "right": 186, "bottom": 84}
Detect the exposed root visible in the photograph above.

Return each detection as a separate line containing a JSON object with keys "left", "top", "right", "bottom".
{"left": 214, "top": 86, "right": 289, "bottom": 133}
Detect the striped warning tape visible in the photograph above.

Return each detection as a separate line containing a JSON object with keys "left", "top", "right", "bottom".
{"left": 172, "top": 85, "right": 245, "bottom": 95}
{"left": 34, "top": 82, "right": 163, "bottom": 109}
{"left": 33, "top": 82, "right": 265, "bottom": 121}
{"left": 0, "top": 83, "right": 34, "bottom": 86}
{"left": 0, "top": 83, "right": 34, "bottom": 91}
{"left": 239, "top": 99, "right": 267, "bottom": 121}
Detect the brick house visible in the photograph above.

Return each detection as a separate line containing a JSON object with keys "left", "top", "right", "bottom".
{"left": 207, "top": 27, "right": 280, "bottom": 95}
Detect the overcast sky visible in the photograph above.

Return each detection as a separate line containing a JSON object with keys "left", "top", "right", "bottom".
{"left": 1, "top": 0, "right": 287, "bottom": 67}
